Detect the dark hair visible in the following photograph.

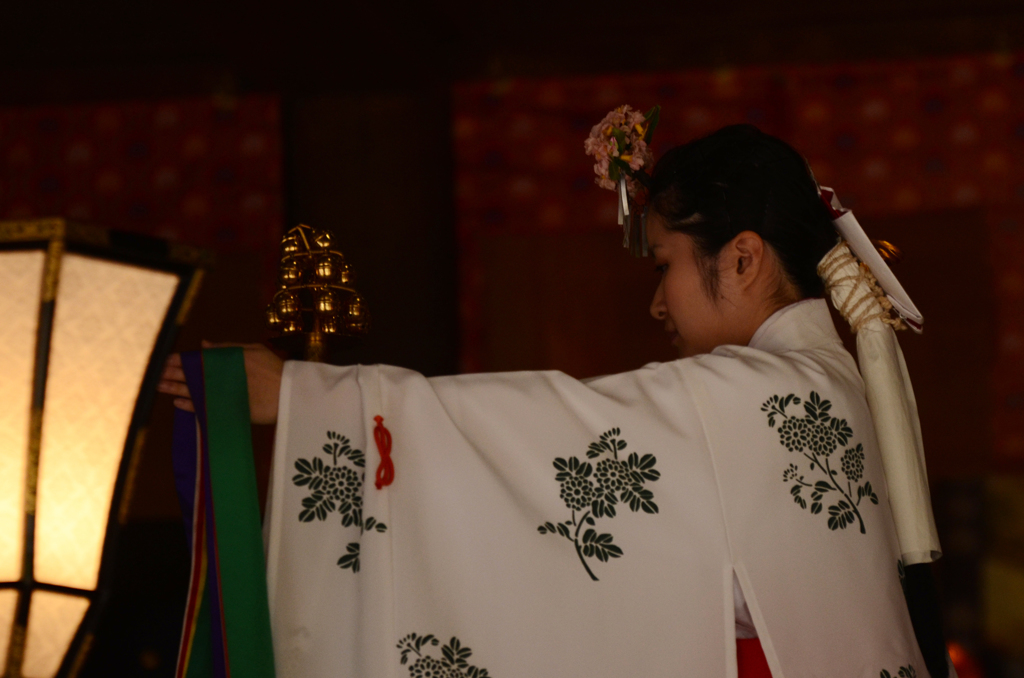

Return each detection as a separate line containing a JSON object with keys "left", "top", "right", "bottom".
{"left": 648, "top": 124, "right": 838, "bottom": 299}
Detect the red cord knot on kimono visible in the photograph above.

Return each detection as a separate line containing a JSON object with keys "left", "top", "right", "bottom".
{"left": 373, "top": 415, "right": 394, "bottom": 489}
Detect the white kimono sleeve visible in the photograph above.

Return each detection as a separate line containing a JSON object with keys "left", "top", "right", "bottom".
{"left": 265, "top": 351, "right": 928, "bottom": 678}
{"left": 265, "top": 360, "right": 732, "bottom": 678}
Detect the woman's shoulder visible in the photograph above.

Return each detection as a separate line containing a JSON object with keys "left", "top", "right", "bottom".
{"left": 678, "top": 341, "right": 864, "bottom": 400}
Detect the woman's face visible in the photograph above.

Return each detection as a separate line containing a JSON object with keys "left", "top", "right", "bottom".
{"left": 647, "top": 212, "right": 787, "bottom": 358}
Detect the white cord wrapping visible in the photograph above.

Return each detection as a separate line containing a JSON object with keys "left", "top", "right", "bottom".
{"left": 818, "top": 244, "right": 906, "bottom": 333}
{"left": 818, "top": 241, "right": 941, "bottom": 565}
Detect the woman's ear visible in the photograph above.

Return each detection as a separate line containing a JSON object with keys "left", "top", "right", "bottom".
{"left": 731, "top": 231, "right": 765, "bottom": 284}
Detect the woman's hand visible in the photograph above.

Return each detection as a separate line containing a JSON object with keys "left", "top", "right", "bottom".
{"left": 158, "top": 341, "right": 284, "bottom": 425}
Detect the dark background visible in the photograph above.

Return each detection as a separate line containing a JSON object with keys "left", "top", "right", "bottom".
{"left": 4, "top": 1, "right": 1024, "bottom": 675}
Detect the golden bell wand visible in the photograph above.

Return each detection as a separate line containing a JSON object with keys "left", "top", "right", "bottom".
{"left": 265, "top": 224, "right": 369, "bottom": 362}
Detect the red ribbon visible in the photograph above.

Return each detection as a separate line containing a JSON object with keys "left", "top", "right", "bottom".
{"left": 373, "top": 415, "right": 394, "bottom": 489}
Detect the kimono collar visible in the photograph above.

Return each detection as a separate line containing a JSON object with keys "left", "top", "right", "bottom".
{"left": 746, "top": 298, "right": 843, "bottom": 355}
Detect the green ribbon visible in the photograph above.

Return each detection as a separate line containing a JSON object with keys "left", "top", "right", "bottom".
{"left": 204, "top": 347, "right": 276, "bottom": 677}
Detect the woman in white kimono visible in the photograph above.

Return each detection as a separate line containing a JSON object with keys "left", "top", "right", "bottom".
{"left": 160, "top": 125, "right": 948, "bottom": 678}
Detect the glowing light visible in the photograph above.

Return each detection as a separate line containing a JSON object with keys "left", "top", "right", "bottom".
{"left": 0, "top": 251, "right": 45, "bottom": 582}
{"left": 0, "top": 589, "right": 18, "bottom": 668}
{"left": 34, "top": 255, "right": 177, "bottom": 590}
{"left": 22, "top": 591, "right": 90, "bottom": 678}
{"left": 0, "top": 218, "right": 202, "bottom": 677}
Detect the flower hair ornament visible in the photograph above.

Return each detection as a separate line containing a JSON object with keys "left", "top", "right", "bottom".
{"left": 584, "top": 104, "right": 661, "bottom": 257}
{"left": 815, "top": 187, "right": 939, "bottom": 566}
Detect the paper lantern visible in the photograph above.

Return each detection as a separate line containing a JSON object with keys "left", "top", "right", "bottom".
{"left": 0, "top": 218, "right": 209, "bottom": 678}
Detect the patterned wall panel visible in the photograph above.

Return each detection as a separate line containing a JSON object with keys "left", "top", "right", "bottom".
{"left": 0, "top": 96, "right": 283, "bottom": 278}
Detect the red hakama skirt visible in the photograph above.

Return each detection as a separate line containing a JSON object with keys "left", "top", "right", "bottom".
{"left": 737, "top": 639, "right": 772, "bottom": 678}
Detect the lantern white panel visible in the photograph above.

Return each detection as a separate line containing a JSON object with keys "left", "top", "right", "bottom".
{"left": 0, "top": 589, "right": 18, "bottom": 669}
{"left": 35, "top": 254, "right": 178, "bottom": 590}
{"left": 0, "top": 250, "right": 46, "bottom": 583}
{"left": 21, "top": 591, "right": 89, "bottom": 678}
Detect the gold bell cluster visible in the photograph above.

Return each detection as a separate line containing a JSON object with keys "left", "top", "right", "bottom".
{"left": 266, "top": 224, "right": 368, "bottom": 360}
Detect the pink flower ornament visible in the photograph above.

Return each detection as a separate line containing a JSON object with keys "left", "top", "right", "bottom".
{"left": 583, "top": 104, "right": 660, "bottom": 198}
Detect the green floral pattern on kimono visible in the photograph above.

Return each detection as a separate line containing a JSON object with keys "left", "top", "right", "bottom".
{"left": 762, "top": 392, "right": 879, "bottom": 533}
{"left": 538, "top": 428, "right": 659, "bottom": 581}
{"left": 398, "top": 634, "right": 491, "bottom": 678}
{"left": 292, "top": 430, "right": 387, "bottom": 573}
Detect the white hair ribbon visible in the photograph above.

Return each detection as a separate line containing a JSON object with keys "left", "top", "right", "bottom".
{"left": 618, "top": 176, "right": 630, "bottom": 247}
{"left": 817, "top": 188, "right": 940, "bottom": 565}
